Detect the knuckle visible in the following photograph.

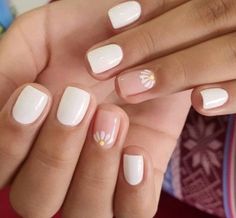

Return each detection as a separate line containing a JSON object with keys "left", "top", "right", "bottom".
{"left": 194, "top": 0, "right": 234, "bottom": 26}
{"left": 136, "top": 28, "right": 158, "bottom": 59}
{"left": 0, "top": 124, "right": 28, "bottom": 161}
{"left": 33, "top": 147, "right": 75, "bottom": 170}
{"left": 78, "top": 167, "right": 115, "bottom": 189}
{"left": 227, "top": 33, "right": 236, "bottom": 60}
{"left": 170, "top": 55, "right": 190, "bottom": 89}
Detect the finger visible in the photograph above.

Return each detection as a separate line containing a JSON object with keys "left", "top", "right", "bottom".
{"left": 62, "top": 104, "right": 129, "bottom": 218}
{"left": 115, "top": 32, "right": 236, "bottom": 103}
{"left": 85, "top": 0, "right": 236, "bottom": 79}
{"left": 10, "top": 85, "right": 96, "bottom": 218}
{"left": 114, "top": 146, "right": 158, "bottom": 218}
{"left": 106, "top": 0, "right": 189, "bottom": 31}
{"left": 0, "top": 84, "right": 51, "bottom": 188}
{"left": 192, "top": 81, "right": 236, "bottom": 116}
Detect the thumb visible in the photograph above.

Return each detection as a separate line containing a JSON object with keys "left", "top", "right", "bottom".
{"left": 0, "top": 8, "right": 48, "bottom": 108}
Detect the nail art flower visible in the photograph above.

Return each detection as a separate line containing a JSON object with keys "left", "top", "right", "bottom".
{"left": 139, "top": 70, "right": 156, "bottom": 89}
{"left": 93, "top": 131, "right": 111, "bottom": 146}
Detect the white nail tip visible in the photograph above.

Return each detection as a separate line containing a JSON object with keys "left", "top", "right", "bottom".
{"left": 87, "top": 44, "right": 123, "bottom": 74}
{"left": 123, "top": 154, "right": 144, "bottom": 186}
{"left": 108, "top": 1, "right": 142, "bottom": 29}
{"left": 57, "top": 87, "right": 90, "bottom": 126}
{"left": 12, "top": 86, "right": 48, "bottom": 124}
{"left": 200, "top": 88, "right": 229, "bottom": 110}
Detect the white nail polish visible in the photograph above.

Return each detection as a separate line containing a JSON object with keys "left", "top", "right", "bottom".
{"left": 87, "top": 44, "right": 123, "bottom": 74}
{"left": 12, "top": 86, "right": 48, "bottom": 124}
{"left": 123, "top": 154, "right": 144, "bottom": 186}
{"left": 108, "top": 1, "right": 142, "bottom": 29}
{"left": 200, "top": 88, "right": 229, "bottom": 110}
{"left": 57, "top": 87, "right": 90, "bottom": 126}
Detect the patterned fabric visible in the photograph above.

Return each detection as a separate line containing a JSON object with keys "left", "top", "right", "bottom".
{"left": 163, "top": 109, "right": 236, "bottom": 218}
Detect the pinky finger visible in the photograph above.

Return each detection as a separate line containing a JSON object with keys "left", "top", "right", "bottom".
{"left": 114, "top": 146, "right": 157, "bottom": 218}
{"left": 191, "top": 81, "right": 236, "bottom": 116}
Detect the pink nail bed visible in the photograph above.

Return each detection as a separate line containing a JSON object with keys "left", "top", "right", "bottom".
{"left": 93, "top": 109, "right": 121, "bottom": 148}
{"left": 118, "top": 70, "right": 156, "bottom": 97}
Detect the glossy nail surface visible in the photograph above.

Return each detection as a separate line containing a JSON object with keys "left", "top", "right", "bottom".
{"left": 118, "top": 70, "right": 156, "bottom": 96}
{"left": 123, "top": 154, "right": 144, "bottom": 186}
{"left": 108, "top": 1, "right": 142, "bottom": 29}
{"left": 13, "top": 86, "right": 48, "bottom": 124}
{"left": 93, "top": 109, "right": 120, "bottom": 148}
{"left": 57, "top": 87, "right": 90, "bottom": 126}
{"left": 200, "top": 88, "right": 229, "bottom": 110}
{"left": 87, "top": 44, "right": 123, "bottom": 74}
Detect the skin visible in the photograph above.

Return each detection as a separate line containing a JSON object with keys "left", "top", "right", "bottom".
{"left": 0, "top": 0, "right": 191, "bottom": 217}
{"left": 89, "top": 0, "right": 236, "bottom": 116}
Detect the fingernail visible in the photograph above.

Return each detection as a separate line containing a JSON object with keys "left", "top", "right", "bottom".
{"left": 57, "top": 87, "right": 90, "bottom": 126}
{"left": 123, "top": 154, "right": 144, "bottom": 186}
{"left": 118, "top": 70, "right": 156, "bottom": 96}
{"left": 87, "top": 44, "right": 123, "bottom": 74}
{"left": 108, "top": 1, "right": 142, "bottom": 29}
{"left": 200, "top": 88, "right": 229, "bottom": 110}
{"left": 93, "top": 109, "right": 120, "bottom": 148}
{"left": 12, "top": 86, "right": 49, "bottom": 124}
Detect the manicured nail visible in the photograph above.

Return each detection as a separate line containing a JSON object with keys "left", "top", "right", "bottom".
{"left": 87, "top": 44, "right": 123, "bottom": 74}
{"left": 200, "top": 88, "right": 229, "bottom": 110}
{"left": 57, "top": 87, "right": 90, "bottom": 126}
{"left": 93, "top": 109, "right": 120, "bottom": 148}
{"left": 12, "top": 86, "right": 48, "bottom": 124}
{"left": 118, "top": 70, "right": 156, "bottom": 96}
{"left": 123, "top": 154, "right": 144, "bottom": 186}
{"left": 108, "top": 1, "right": 142, "bottom": 29}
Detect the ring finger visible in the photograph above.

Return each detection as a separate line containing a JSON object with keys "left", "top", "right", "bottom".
{"left": 62, "top": 104, "right": 129, "bottom": 218}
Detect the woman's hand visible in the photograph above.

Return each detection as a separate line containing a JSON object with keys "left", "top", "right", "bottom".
{"left": 85, "top": 0, "right": 236, "bottom": 116}
{"left": 0, "top": 0, "right": 191, "bottom": 216}
{"left": 0, "top": 82, "right": 158, "bottom": 218}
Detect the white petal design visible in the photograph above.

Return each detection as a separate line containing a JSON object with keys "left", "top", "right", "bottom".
{"left": 100, "top": 131, "right": 106, "bottom": 140}
{"left": 93, "top": 133, "right": 99, "bottom": 142}
{"left": 93, "top": 131, "right": 111, "bottom": 146}
{"left": 105, "top": 134, "right": 111, "bottom": 142}
{"left": 139, "top": 70, "right": 156, "bottom": 90}
{"left": 143, "top": 70, "right": 151, "bottom": 75}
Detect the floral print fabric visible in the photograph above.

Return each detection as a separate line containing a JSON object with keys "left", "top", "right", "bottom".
{"left": 163, "top": 109, "right": 236, "bottom": 218}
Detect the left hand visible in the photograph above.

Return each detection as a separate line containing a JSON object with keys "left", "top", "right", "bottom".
{"left": 0, "top": 0, "right": 191, "bottom": 216}
{"left": 85, "top": 0, "right": 236, "bottom": 116}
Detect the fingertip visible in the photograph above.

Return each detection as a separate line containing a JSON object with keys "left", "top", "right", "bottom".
{"left": 191, "top": 86, "right": 230, "bottom": 116}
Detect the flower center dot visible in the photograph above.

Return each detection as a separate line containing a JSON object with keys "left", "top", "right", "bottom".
{"left": 99, "top": 140, "right": 105, "bottom": 146}
{"left": 149, "top": 75, "right": 155, "bottom": 80}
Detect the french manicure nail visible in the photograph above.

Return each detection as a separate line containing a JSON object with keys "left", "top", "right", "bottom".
{"left": 123, "top": 154, "right": 144, "bottom": 186}
{"left": 93, "top": 109, "right": 120, "bottom": 148}
{"left": 57, "top": 87, "right": 90, "bottom": 126}
{"left": 108, "top": 1, "right": 142, "bottom": 29}
{"left": 118, "top": 69, "right": 156, "bottom": 96}
{"left": 12, "top": 86, "right": 49, "bottom": 124}
{"left": 200, "top": 88, "right": 229, "bottom": 110}
{"left": 87, "top": 44, "right": 123, "bottom": 74}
